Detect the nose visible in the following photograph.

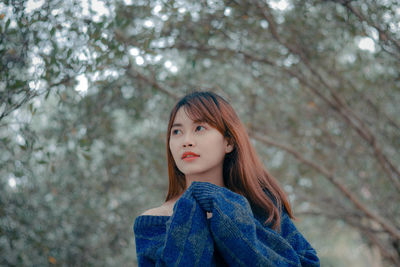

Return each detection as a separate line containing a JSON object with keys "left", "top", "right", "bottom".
{"left": 182, "top": 133, "right": 195, "bottom": 147}
{"left": 183, "top": 142, "right": 193, "bottom": 147}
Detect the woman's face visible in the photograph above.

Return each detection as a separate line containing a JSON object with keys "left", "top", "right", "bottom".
{"left": 169, "top": 107, "right": 233, "bottom": 181}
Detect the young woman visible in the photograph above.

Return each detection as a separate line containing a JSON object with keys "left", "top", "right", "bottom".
{"left": 134, "top": 91, "right": 320, "bottom": 266}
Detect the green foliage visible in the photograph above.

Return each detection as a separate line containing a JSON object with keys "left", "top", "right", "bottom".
{"left": 1, "top": 0, "right": 399, "bottom": 266}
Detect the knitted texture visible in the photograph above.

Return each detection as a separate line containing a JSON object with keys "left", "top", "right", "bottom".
{"left": 134, "top": 182, "right": 320, "bottom": 266}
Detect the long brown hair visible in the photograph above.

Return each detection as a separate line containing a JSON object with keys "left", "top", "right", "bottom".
{"left": 165, "top": 91, "right": 293, "bottom": 229}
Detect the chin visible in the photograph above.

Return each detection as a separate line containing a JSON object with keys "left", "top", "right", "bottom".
{"left": 181, "top": 170, "right": 204, "bottom": 176}
{"left": 177, "top": 166, "right": 202, "bottom": 174}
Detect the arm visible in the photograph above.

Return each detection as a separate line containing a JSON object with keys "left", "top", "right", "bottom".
{"left": 191, "top": 181, "right": 319, "bottom": 267}
{"left": 278, "top": 212, "right": 320, "bottom": 266}
{"left": 134, "top": 186, "right": 215, "bottom": 267}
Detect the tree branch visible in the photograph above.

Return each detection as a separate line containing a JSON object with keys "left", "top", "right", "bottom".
{"left": 250, "top": 132, "right": 400, "bottom": 240}
{"left": 252, "top": 0, "right": 400, "bottom": 191}
{"left": 341, "top": 1, "right": 400, "bottom": 54}
{"left": 125, "top": 64, "right": 179, "bottom": 100}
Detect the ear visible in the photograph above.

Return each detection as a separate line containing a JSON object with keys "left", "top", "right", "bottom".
{"left": 225, "top": 143, "right": 234, "bottom": 153}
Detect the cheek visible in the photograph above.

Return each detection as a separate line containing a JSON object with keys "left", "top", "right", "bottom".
{"left": 213, "top": 136, "right": 227, "bottom": 151}
{"left": 207, "top": 139, "right": 227, "bottom": 158}
{"left": 169, "top": 140, "right": 178, "bottom": 158}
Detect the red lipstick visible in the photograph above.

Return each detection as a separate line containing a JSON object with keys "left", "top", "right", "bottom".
{"left": 181, "top": 151, "right": 200, "bottom": 161}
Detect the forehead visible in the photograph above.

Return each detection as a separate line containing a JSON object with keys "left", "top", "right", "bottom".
{"left": 172, "top": 107, "right": 203, "bottom": 124}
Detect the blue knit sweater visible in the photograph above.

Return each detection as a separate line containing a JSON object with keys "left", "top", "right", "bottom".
{"left": 134, "top": 182, "right": 320, "bottom": 266}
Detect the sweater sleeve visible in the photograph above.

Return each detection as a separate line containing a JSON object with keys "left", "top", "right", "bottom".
{"left": 191, "top": 181, "right": 320, "bottom": 267}
{"left": 279, "top": 211, "right": 320, "bottom": 266}
{"left": 134, "top": 185, "right": 215, "bottom": 267}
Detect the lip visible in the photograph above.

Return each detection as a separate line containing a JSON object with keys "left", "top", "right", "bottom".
{"left": 181, "top": 151, "right": 200, "bottom": 160}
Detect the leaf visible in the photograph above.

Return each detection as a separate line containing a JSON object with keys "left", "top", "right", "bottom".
{"left": 48, "top": 256, "right": 57, "bottom": 264}
{"left": 67, "top": 49, "right": 72, "bottom": 59}
{"left": 12, "top": 80, "right": 25, "bottom": 89}
{"left": 1, "top": 137, "right": 10, "bottom": 144}
{"left": 45, "top": 90, "right": 51, "bottom": 100}
{"left": 144, "top": 38, "right": 151, "bottom": 50}
{"left": 5, "top": 19, "right": 10, "bottom": 30}
{"left": 82, "top": 152, "right": 92, "bottom": 161}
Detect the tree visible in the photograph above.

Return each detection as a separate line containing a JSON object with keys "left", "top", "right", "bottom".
{"left": 1, "top": 0, "right": 399, "bottom": 266}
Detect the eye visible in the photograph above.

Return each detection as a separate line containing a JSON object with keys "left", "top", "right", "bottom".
{"left": 171, "top": 129, "right": 181, "bottom": 135}
{"left": 195, "top": 125, "right": 206, "bottom": 132}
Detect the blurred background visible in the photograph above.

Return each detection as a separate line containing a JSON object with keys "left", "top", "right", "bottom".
{"left": 1, "top": 0, "right": 399, "bottom": 266}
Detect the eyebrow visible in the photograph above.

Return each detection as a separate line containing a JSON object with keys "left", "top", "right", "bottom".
{"left": 171, "top": 120, "right": 206, "bottom": 128}
{"left": 171, "top": 123, "right": 183, "bottom": 128}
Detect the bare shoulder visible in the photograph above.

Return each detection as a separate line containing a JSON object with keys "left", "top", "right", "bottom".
{"left": 140, "top": 206, "right": 167, "bottom": 216}
{"left": 140, "top": 199, "right": 177, "bottom": 216}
